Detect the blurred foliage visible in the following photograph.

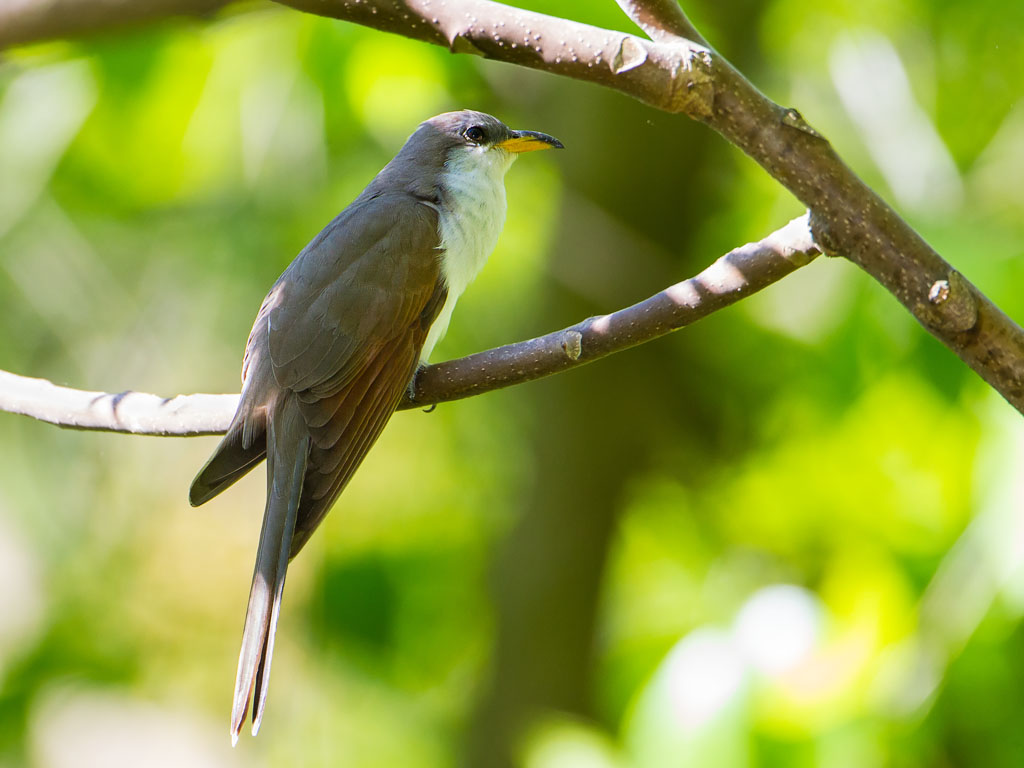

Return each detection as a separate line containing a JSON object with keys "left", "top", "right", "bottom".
{"left": 1, "top": 1, "right": 1024, "bottom": 767}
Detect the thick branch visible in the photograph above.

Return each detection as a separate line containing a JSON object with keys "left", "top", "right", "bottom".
{"left": 0, "top": 0, "right": 233, "bottom": 47}
{"left": 271, "top": 0, "right": 717, "bottom": 117}
{"left": 0, "top": 215, "right": 819, "bottom": 436}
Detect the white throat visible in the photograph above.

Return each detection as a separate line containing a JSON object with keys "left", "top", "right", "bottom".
{"left": 420, "top": 146, "right": 515, "bottom": 363}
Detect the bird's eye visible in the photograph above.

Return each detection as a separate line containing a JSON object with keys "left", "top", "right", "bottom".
{"left": 464, "top": 126, "right": 485, "bottom": 143}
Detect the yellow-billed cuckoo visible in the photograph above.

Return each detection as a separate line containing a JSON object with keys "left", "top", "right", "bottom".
{"left": 188, "top": 110, "right": 562, "bottom": 742}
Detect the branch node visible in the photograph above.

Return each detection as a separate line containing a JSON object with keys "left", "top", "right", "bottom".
{"left": 561, "top": 330, "right": 584, "bottom": 361}
{"left": 807, "top": 213, "right": 843, "bottom": 258}
{"left": 929, "top": 280, "right": 950, "bottom": 304}
{"left": 612, "top": 36, "right": 648, "bottom": 74}
{"left": 765, "top": 211, "right": 819, "bottom": 266}
{"left": 614, "top": 0, "right": 708, "bottom": 47}
{"left": 667, "top": 46, "right": 714, "bottom": 117}
{"left": 448, "top": 32, "right": 486, "bottom": 56}
{"left": 781, "top": 107, "right": 824, "bottom": 140}
{"left": 915, "top": 271, "right": 979, "bottom": 334}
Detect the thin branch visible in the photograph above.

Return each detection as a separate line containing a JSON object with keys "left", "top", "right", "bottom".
{"left": 0, "top": 370, "right": 238, "bottom": 436}
{"left": 404, "top": 213, "right": 817, "bottom": 408}
{"left": 614, "top": 0, "right": 707, "bottom": 45}
{"left": 0, "top": 214, "right": 819, "bottom": 436}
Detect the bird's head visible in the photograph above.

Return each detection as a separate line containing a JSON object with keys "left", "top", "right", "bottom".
{"left": 369, "top": 110, "right": 562, "bottom": 201}
{"left": 424, "top": 110, "right": 563, "bottom": 193}
{"left": 424, "top": 110, "right": 564, "bottom": 158}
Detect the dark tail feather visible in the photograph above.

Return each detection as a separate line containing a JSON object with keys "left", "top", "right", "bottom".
{"left": 190, "top": 425, "right": 267, "bottom": 507}
{"left": 230, "top": 402, "right": 308, "bottom": 744}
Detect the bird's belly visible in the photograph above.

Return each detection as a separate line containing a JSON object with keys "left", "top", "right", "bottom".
{"left": 420, "top": 292, "right": 459, "bottom": 363}
{"left": 420, "top": 188, "right": 507, "bottom": 363}
{"left": 419, "top": 237, "right": 489, "bottom": 363}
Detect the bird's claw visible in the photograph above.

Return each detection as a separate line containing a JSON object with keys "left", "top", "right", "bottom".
{"left": 406, "top": 364, "right": 425, "bottom": 402}
{"left": 407, "top": 365, "right": 437, "bottom": 413}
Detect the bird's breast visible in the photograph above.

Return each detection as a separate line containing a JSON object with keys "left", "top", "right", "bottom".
{"left": 420, "top": 154, "right": 510, "bottom": 362}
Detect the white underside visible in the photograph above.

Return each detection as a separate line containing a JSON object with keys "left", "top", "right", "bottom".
{"left": 420, "top": 145, "right": 514, "bottom": 363}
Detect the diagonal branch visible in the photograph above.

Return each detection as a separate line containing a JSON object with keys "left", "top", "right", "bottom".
{"left": 405, "top": 213, "right": 817, "bottom": 408}
{"left": 614, "top": 0, "right": 707, "bottom": 45}
{"left": 0, "top": 214, "right": 819, "bottom": 436}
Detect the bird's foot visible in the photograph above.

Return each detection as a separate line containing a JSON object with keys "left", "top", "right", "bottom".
{"left": 406, "top": 364, "right": 424, "bottom": 401}
{"left": 407, "top": 364, "right": 438, "bottom": 413}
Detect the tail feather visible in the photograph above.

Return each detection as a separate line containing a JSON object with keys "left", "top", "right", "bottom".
{"left": 230, "top": 400, "right": 309, "bottom": 743}
{"left": 190, "top": 425, "right": 267, "bottom": 508}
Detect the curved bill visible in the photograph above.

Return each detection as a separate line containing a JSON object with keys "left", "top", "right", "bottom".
{"left": 497, "top": 130, "right": 565, "bottom": 153}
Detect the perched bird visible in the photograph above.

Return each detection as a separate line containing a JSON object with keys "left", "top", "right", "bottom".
{"left": 188, "top": 110, "right": 562, "bottom": 742}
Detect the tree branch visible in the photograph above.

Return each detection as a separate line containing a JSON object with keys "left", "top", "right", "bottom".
{"left": 0, "top": 214, "right": 819, "bottom": 436}
{"left": 0, "top": 371, "right": 238, "bottom": 436}
{"left": 0, "top": 0, "right": 233, "bottom": 48}
{"left": 2, "top": 0, "right": 1022, "bottom": 413}
{"left": 264, "top": 0, "right": 1024, "bottom": 415}
{"left": 405, "top": 213, "right": 818, "bottom": 408}
{"left": 614, "top": 0, "right": 707, "bottom": 45}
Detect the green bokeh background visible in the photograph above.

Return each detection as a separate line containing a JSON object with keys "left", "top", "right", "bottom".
{"left": 2, "top": 2, "right": 1024, "bottom": 766}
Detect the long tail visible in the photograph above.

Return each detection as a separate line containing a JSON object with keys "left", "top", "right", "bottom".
{"left": 231, "top": 398, "right": 309, "bottom": 743}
